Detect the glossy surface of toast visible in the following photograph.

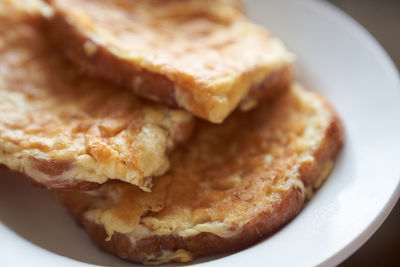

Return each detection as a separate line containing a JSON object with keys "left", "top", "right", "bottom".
{"left": 58, "top": 85, "right": 343, "bottom": 264}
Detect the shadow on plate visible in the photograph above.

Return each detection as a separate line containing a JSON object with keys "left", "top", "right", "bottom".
{"left": 0, "top": 171, "right": 134, "bottom": 266}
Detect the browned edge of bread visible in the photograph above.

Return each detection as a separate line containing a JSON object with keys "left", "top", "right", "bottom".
{"left": 0, "top": 165, "right": 100, "bottom": 191}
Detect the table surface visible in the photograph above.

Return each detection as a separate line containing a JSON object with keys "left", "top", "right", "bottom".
{"left": 327, "top": 0, "right": 400, "bottom": 266}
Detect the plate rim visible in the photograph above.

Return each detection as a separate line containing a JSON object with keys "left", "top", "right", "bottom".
{"left": 299, "top": 0, "right": 400, "bottom": 266}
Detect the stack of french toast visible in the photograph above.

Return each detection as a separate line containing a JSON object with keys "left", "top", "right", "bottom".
{"left": 0, "top": 0, "right": 343, "bottom": 264}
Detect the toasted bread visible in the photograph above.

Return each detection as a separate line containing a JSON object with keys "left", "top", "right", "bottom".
{"left": 47, "top": 0, "right": 294, "bottom": 123}
{"left": 58, "top": 85, "right": 344, "bottom": 264}
{"left": 0, "top": 2, "right": 193, "bottom": 190}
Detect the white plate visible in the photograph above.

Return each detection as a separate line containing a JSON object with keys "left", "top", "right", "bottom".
{"left": 1, "top": 0, "right": 399, "bottom": 266}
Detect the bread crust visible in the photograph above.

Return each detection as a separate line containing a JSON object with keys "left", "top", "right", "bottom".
{"left": 59, "top": 86, "right": 344, "bottom": 264}
{"left": 47, "top": 0, "right": 294, "bottom": 123}
{"left": 79, "top": 186, "right": 304, "bottom": 263}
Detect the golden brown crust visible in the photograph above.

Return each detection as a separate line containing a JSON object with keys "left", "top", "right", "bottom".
{"left": 0, "top": 3, "right": 194, "bottom": 190}
{"left": 58, "top": 85, "right": 344, "bottom": 264}
{"left": 0, "top": 165, "right": 100, "bottom": 191}
{"left": 76, "top": 186, "right": 304, "bottom": 263}
{"left": 47, "top": 0, "right": 293, "bottom": 123}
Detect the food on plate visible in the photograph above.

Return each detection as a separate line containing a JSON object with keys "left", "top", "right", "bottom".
{"left": 1, "top": 1, "right": 344, "bottom": 265}
{"left": 58, "top": 85, "right": 344, "bottom": 264}
{"left": 47, "top": 0, "right": 294, "bottom": 123}
{"left": 0, "top": 2, "right": 193, "bottom": 190}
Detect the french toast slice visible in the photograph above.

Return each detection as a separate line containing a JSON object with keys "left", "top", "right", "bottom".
{"left": 58, "top": 85, "right": 344, "bottom": 264}
{"left": 47, "top": 0, "right": 294, "bottom": 123}
{"left": 0, "top": 2, "right": 193, "bottom": 190}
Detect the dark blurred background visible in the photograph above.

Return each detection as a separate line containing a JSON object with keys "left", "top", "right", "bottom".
{"left": 327, "top": 0, "right": 400, "bottom": 266}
